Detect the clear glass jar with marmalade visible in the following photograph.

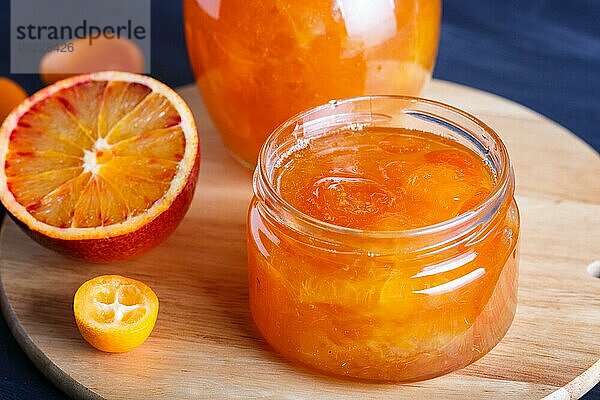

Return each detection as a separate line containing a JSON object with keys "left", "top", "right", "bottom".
{"left": 247, "top": 96, "right": 520, "bottom": 382}
{"left": 184, "top": 0, "right": 441, "bottom": 166}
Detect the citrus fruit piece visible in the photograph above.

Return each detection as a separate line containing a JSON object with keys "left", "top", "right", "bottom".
{"left": 0, "top": 71, "right": 200, "bottom": 262}
{"left": 425, "top": 149, "right": 476, "bottom": 174}
{"left": 40, "top": 38, "right": 145, "bottom": 85}
{"left": 0, "top": 78, "right": 27, "bottom": 122}
{"left": 302, "top": 175, "right": 395, "bottom": 228}
{"left": 74, "top": 275, "right": 159, "bottom": 352}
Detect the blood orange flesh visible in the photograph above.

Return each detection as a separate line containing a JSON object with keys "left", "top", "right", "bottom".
{"left": 0, "top": 72, "right": 199, "bottom": 262}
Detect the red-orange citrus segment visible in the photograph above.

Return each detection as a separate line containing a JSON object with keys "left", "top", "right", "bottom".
{"left": 74, "top": 275, "right": 159, "bottom": 352}
{"left": 40, "top": 37, "right": 145, "bottom": 85}
{"left": 0, "top": 71, "right": 200, "bottom": 262}
{"left": 0, "top": 78, "right": 27, "bottom": 122}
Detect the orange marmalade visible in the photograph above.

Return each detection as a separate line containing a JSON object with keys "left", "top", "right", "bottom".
{"left": 248, "top": 97, "right": 520, "bottom": 381}
{"left": 184, "top": 0, "right": 440, "bottom": 166}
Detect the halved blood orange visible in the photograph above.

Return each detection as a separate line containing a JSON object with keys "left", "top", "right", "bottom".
{"left": 0, "top": 71, "right": 200, "bottom": 262}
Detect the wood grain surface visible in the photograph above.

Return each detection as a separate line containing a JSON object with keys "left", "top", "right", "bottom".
{"left": 0, "top": 81, "right": 598, "bottom": 400}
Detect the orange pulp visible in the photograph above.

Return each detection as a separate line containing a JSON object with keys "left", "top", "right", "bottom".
{"left": 184, "top": 0, "right": 441, "bottom": 165}
{"left": 248, "top": 126, "right": 519, "bottom": 381}
{"left": 74, "top": 275, "right": 159, "bottom": 352}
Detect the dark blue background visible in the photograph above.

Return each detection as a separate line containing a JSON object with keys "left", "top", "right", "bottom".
{"left": 0, "top": 0, "right": 598, "bottom": 399}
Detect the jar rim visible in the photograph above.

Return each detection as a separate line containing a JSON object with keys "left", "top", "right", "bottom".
{"left": 255, "top": 95, "right": 514, "bottom": 239}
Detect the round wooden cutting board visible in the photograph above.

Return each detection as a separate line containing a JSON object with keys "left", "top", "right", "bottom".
{"left": 0, "top": 81, "right": 598, "bottom": 400}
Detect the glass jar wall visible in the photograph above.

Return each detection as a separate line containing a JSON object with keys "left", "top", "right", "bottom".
{"left": 184, "top": 0, "right": 441, "bottom": 166}
{"left": 247, "top": 96, "right": 520, "bottom": 382}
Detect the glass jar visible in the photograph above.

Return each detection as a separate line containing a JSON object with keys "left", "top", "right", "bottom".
{"left": 247, "top": 96, "right": 520, "bottom": 382}
{"left": 183, "top": 0, "right": 441, "bottom": 166}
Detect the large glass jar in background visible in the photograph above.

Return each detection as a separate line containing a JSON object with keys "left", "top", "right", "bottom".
{"left": 184, "top": 0, "right": 441, "bottom": 166}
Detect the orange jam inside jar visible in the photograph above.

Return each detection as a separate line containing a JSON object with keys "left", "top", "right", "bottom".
{"left": 248, "top": 97, "right": 520, "bottom": 382}
{"left": 183, "top": 0, "right": 441, "bottom": 166}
